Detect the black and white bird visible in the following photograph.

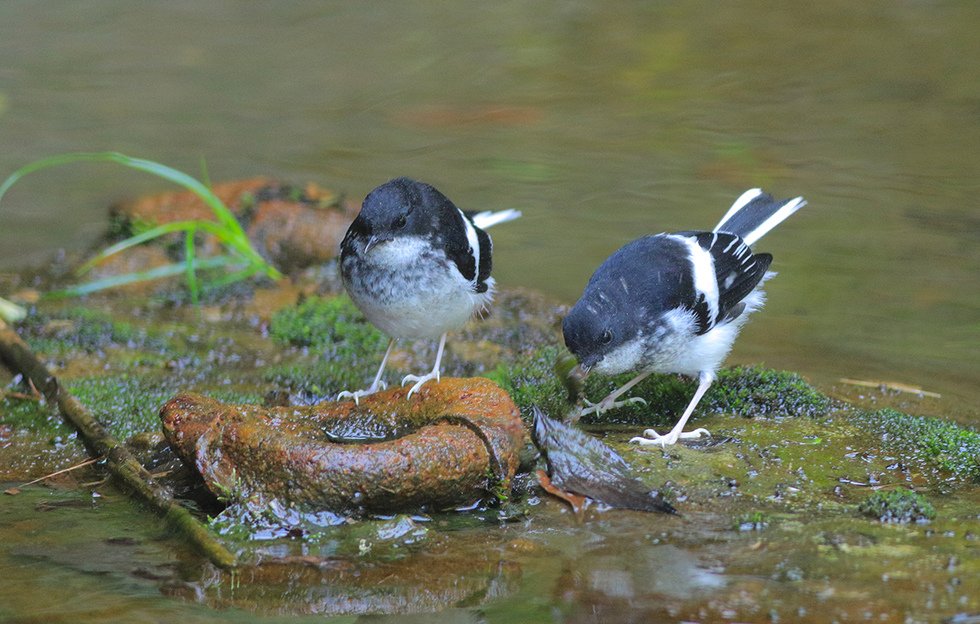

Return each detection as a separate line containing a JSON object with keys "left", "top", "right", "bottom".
{"left": 562, "top": 188, "right": 807, "bottom": 447}
{"left": 338, "top": 177, "right": 521, "bottom": 402}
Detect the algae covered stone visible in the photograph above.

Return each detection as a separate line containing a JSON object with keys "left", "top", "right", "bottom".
{"left": 858, "top": 488, "right": 936, "bottom": 524}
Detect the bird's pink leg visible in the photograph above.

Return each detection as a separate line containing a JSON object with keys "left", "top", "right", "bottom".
{"left": 631, "top": 371, "right": 714, "bottom": 447}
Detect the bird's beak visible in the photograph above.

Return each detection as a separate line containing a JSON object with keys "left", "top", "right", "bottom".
{"left": 364, "top": 234, "right": 391, "bottom": 254}
{"left": 568, "top": 363, "right": 592, "bottom": 383}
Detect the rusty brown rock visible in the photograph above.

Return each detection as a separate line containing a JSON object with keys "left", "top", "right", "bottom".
{"left": 160, "top": 377, "right": 527, "bottom": 514}
{"left": 111, "top": 178, "right": 360, "bottom": 271}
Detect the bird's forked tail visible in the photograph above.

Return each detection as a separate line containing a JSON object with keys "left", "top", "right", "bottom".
{"left": 713, "top": 188, "right": 806, "bottom": 246}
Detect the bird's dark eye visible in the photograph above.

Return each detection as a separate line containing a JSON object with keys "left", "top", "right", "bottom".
{"left": 394, "top": 215, "right": 407, "bottom": 229}
{"left": 600, "top": 330, "right": 613, "bottom": 345}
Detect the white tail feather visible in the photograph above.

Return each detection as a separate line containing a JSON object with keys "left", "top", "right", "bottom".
{"left": 713, "top": 189, "right": 807, "bottom": 246}
{"left": 738, "top": 196, "right": 806, "bottom": 246}
{"left": 713, "top": 188, "right": 764, "bottom": 233}
{"left": 471, "top": 209, "right": 522, "bottom": 229}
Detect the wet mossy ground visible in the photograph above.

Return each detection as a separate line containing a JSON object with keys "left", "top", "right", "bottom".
{"left": 2, "top": 274, "right": 979, "bottom": 621}
{"left": 490, "top": 344, "right": 835, "bottom": 426}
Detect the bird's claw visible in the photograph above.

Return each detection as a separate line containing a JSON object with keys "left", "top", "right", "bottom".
{"left": 629, "top": 427, "right": 711, "bottom": 448}
{"left": 336, "top": 380, "right": 387, "bottom": 405}
{"left": 401, "top": 371, "right": 440, "bottom": 399}
{"left": 336, "top": 389, "right": 367, "bottom": 405}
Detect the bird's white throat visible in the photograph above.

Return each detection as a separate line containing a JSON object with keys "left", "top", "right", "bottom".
{"left": 366, "top": 236, "right": 429, "bottom": 268}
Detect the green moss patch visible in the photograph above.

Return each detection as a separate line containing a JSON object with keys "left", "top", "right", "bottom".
{"left": 265, "top": 295, "right": 391, "bottom": 396}
{"left": 858, "top": 488, "right": 936, "bottom": 524}
{"left": 67, "top": 374, "right": 180, "bottom": 440}
{"left": 857, "top": 408, "right": 980, "bottom": 482}
{"left": 67, "top": 374, "right": 262, "bottom": 440}
{"left": 269, "top": 295, "right": 386, "bottom": 354}
{"left": 597, "top": 365, "right": 832, "bottom": 424}
{"left": 0, "top": 395, "right": 71, "bottom": 437}
{"left": 708, "top": 366, "right": 834, "bottom": 418}
{"left": 487, "top": 345, "right": 569, "bottom": 422}
{"left": 489, "top": 345, "right": 834, "bottom": 426}
{"left": 19, "top": 306, "right": 160, "bottom": 355}
{"left": 263, "top": 358, "right": 376, "bottom": 399}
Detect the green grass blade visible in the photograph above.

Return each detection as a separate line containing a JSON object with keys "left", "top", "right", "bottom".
{"left": 49, "top": 256, "right": 236, "bottom": 298}
{"left": 199, "top": 156, "right": 212, "bottom": 190}
{"left": 77, "top": 220, "right": 203, "bottom": 274}
{"left": 1, "top": 152, "right": 281, "bottom": 280}
{"left": 185, "top": 226, "right": 199, "bottom": 304}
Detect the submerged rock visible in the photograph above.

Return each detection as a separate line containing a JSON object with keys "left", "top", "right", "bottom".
{"left": 160, "top": 377, "right": 527, "bottom": 516}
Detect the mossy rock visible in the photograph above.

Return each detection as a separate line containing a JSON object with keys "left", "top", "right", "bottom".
{"left": 856, "top": 408, "right": 980, "bottom": 482}
{"left": 858, "top": 488, "right": 936, "bottom": 524}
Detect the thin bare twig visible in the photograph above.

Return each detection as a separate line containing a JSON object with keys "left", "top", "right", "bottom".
{"left": 0, "top": 323, "right": 236, "bottom": 568}
{"left": 16, "top": 456, "right": 102, "bottom": 488}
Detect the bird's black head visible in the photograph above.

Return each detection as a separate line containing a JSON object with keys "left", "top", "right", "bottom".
{"left": 345, "top": 177, "right": 455, "bottom": 253}
{"left": 561, "top": 293, "right": 638, "bottom": 375}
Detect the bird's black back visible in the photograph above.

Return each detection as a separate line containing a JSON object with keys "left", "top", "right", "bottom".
{"left": 582, "top": 235, "right": 694, "bottom": 318}
{"left": 582, "top": 232, "right": 770, "bottom": 335}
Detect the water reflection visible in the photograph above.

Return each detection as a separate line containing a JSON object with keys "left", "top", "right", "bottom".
{"left": 185, "top": 554, "right": 521, "bottom": 616}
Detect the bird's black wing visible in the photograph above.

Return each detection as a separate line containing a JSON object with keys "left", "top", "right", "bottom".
{"left": 461, "top": 210, "right": 494, "bottom": 291}
{"left": 683, "top": 231, "right": 772, "bottom": 325}
{"left": 439, "top": 209, "right": 479, "bottom": 284}
{"left": 473, "top": 226, "right": 492, "bottom": 292}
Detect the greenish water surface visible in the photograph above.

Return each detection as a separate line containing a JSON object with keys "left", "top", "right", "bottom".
{"left": 0, "top": 2, "right": 978, "bottom": 622}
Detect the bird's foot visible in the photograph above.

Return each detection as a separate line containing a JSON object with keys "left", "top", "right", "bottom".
{"left": 336, "top": 380, "right": 388, "bottom": 406}
{"left": 580, "top": 395, "right": 647, "bottom": 418}
{"left": 401, "top": 370, "right": 440, "bottom": 399}
{"left": 629, "top": 426, "right": 711, "bottom": 448}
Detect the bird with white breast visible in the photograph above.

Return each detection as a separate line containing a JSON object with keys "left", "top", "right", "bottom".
{"left": 562, "top": 188, "right": 808, "bottom": 447}
{"left": 338, "top": 177, "right": 520, "bottom": 402}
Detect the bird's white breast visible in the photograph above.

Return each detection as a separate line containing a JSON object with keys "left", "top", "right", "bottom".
{"left": 641, "top": 286, "right": 769, "bottom": 376}
{"left": 343, "top": 236, "right": 492, "bottom": 340}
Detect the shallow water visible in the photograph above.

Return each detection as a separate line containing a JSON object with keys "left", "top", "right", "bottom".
{"left": 4, "top": 434, "right": 979, "bottom": 623}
